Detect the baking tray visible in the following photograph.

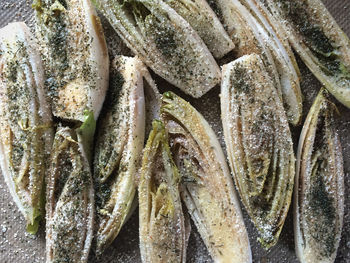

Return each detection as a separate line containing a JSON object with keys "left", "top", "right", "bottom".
{"left": 0, "top": 0, "right": 349, "bottom": 262}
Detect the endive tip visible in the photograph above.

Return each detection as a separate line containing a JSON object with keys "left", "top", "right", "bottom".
{"left": 163, "top": 91, "right": 175, "bottom": 99}
{"left": 26, "top": 206, "right": 42, "bottom": 234}
{"left": 152, "top": 119, "right": 165, "bottom": 130}
{"left": 76, "top": 110, "right": 96, "bottom": 162}
{"left": 258, "top": 235, "right": 278, "bottom": 250}
{"left": 26, "top": 219, "right": 40, "bottom": 235}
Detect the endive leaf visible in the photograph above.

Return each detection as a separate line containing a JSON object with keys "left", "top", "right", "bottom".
{"left": 93, "top": 56, "right": 160, "bottom": 254}
{"left": 33, "top": 0, "right": 109, "bottom": 122}
{"left": 207, "top": 0, "right": 302, "bottom": 125}
{"left": 139, "top": 120, "right": 187, "bottom": 263}
{"left": 76, "top": 110, "right": 96, "bottom": 163}
{"left": 93, "top": 0, "right": 221, "bottom": 98}
{"left": 161, "top": 92, "right": 252, "bottom": 262}
{"left": 46, "top": 127, "right": 94, "bottom": 263}
{"left": 0, "top": 22, "right": 54, "bottom": 234}
{"left": 294, "top": 89, "right": 344, "bottom": 263}
{"left": 253, "top": 0, "right": 350, "bottom": 109}
{"left": 164, "top": 0, "right": 234, "bottom": 58}
{"left": 221, "top": 54, "right": 295, "bottom": 248}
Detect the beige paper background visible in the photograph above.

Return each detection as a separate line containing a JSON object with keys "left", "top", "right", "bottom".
{"left": 0, "top": 0, "right": 349, "bottom": 262}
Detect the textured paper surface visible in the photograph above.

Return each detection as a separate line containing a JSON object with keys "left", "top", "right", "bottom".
{"left": 0, "top": 0, "right": 349, "bottom": 262}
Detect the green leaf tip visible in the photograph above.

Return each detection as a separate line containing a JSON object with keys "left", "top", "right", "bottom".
{"left": 151, "top": 119, "right": 165, "bottom": 130}
{"left": 26, "top": 208, "right": 42, "bottom": 234}
{"left": 162, "top": 91, "right": 175, "bottom": 100}
{"left": 76, "top": 110, "right": 96, "bottom": 163}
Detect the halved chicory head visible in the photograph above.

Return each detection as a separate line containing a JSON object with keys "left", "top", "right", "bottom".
{"left": 161, "top": 91, "right": 252, "bottom": 262}
{"left": 294, "top": 89, "right": 344, "bottom": 263}
{"left": 139, "top": 120, "right": 187, "bottom": 263}
{"left": 221, "top": 54, "right": 295, "bottom": 248}
{"left": 33, "top": 0, "right": 109, "bottom": 122}
{"left": 93, "top": 0, "right": 221, "bottom": 98}
{"left": 0, "top": 22, "right": 54, "bottom": 234}
{"left": 93, "top": 56, "right": 160, "bottom": 255}
{"left": 46, "top": 126, "right": 94, "bottom": 263}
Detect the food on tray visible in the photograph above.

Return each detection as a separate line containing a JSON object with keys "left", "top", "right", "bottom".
{"left": 139, "top": 120, "right": 187, "bottom": 263}
{"left": 0, "top": 22, "right": 54, "bottom": 234}
{"left": 94, "top": 56, "right": 160, "bottom": 254}
{"left": 294, "top": 89, "right": 344, "bottom": 263}
{"left": 33, "top": 0, "right": 109, "bottom": 122}
{"left": 93, "top": 0, "right": 221, "bottom": 98}
{"left": 46, "top": 126, "right": 94, "bottom": 263}
{"left": 161, "top": 91, "right": 252, "bottom": 262}
{"left": 221, "top": 54, "right": 295, "bottom": 248}
{"left": 0, "top": 0, "right": 348, "bottom": 261}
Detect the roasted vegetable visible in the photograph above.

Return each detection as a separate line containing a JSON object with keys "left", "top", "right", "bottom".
{"left": 93, "top": 0, "right": 221, "bottom": 98}
{"left": 139, "top": 120, "right": 187, "bottom": 263}
{"left": 94, "top": 56, "right": 160, "bottom": 254}
{"left": 46, "top": 126, "right": 94, "bottom": 263}
{"left": 221, "top": 54, "right": 295, "bottom": 248}
{"left": 252, "top": 0, "right": 350, "bottom": 109}
{"left": 0, "top": 22, "right": 54, "bottom": 234}
{"left": 207, "top": 0, "right": 302, "bottom": 125}
{"left": 161, "top": 92, "right": 252, "bottom": 262}
{"left": 33, "top": 0, "right": 109, "bottom": 122}
{"left": 164, "top": 0, "right": 234, "bottom": 58}
{"left": 294, "top": 89, "right": 344, "bottom": 263}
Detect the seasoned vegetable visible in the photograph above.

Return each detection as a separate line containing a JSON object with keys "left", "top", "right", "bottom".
{"left": 294, "top": 89, "right": 344, "bottom": 263}
{"left": 164, "top": 0, "right": 234, "bottom": 58}
{"left": 207, "top": 0, "right": 302, "bottom": 125}
{"left": 252, "top": 0, "right": 350, "bottom": 109}
{"left": 94, "top": 56, "right": 160, "bottom": 254}
{"left": 46, "top": 126, "right": 94, "bottom": 263}
{"left": 93, "top": 0, "right": 221, "bottom": 98}
{"left": 221, "top": 54, "right": 295, "bottom": 248}
{"left": 33, "top": 0, "right": 109, "bottom": 122}
{"left": 139, "top": 120, "right": 187, "bottom": 263}
{"left": 161, "top": 92, "right": 252, "bottom": 262}
{"left": 0, "top": 22, "right": 54, "bottom": 234}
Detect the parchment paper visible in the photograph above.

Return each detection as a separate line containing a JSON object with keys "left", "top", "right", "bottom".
{"left": 0, "top": 0, "right": 349, "bottom": 262}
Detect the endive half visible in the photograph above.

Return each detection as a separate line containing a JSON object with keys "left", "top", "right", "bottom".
{"left": 294, "top": 89, "right": 344, "bottom": 263}
{"left": 221, "top": 54, "right": 295, "bottom": 248}
{"left": 161, "top": 92, "right": 252, "bottom": 262}
{"left": 0, "top": 22, "right": 54, "bottom": 234}
{"left": 46, "top": 126, "right": 94, "bottom": 263}
{"left": 207, "top": 0, "right": 302, "bottom": 125}
{"left": 93, "top": 0, "right": 221, "bottom": 98}
{"left": 94, "top": 56, "right": 160, "bottom": 254}
{"left": 33, "top": 0, "right": 109, "bottom": 122}
{"left": 139, "top": 120, "right": 187, "bottom": 263}
{"left": 252, "top": 0, "right": 350, "bottom": 109}
{"left": 163, "top": 0, "right": 234, "bottom": 58}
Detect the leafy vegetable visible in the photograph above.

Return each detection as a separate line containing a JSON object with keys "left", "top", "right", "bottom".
{"left": 0, "top": 22, "right": 54, "bottom": 234}
{"left": 221, "top": 54, "right": 295, "bottom": 248}
{"left": 161, "top": 91, "right": 252, "bottom": 262}
{"left": 139, "top": 120, "right": 187, "bottom": 263}
{"left": 294, "top": 89, "right": 344, "bottom": 263}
